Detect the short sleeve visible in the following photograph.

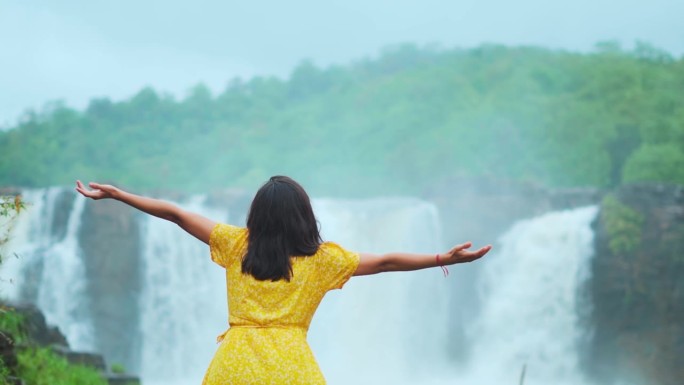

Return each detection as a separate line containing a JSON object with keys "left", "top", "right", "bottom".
{"left": 209, "top": 223, "right": 247, "bottom": 268}
{"left": 320, "top": 242, "right": 361, "bottom": 291}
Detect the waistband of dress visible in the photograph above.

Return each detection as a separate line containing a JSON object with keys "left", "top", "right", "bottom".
{"left": 216, "top": 324, "right": 307, "bottom": 343}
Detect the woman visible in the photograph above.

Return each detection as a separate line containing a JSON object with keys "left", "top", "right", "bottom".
{"left": 75, "top": 176, "right": 491, "bottom": 385}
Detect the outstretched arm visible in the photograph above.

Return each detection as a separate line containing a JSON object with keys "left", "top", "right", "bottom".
{"left": 75, "top": 180, "right": 216, "bottom": 244}
{"left": 354, "top": 242, "right": 491, "bottom": 276}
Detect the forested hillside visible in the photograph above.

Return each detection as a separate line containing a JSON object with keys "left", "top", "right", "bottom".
{"left": 1, "top": 43, "right": 682, "bottom": 196}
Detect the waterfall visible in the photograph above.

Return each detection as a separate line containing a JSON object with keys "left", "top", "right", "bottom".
{"left": 459, "top": 206, "right": 599, "bottom": 385}
{"left": 3, "top": 188, "right": 95, "bottom": 351}
{"left": 308, "top": 198, "right": 450, "bottom": 385}
{"left": 2, "top": 188, "right": 600, "bottom": 385}
{"left": 138, "top": 196, "right": 228, "bottom": 385}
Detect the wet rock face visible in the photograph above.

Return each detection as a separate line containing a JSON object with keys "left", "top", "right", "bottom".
{"left": 0, "top": 330, "right": 18, "bottom": 375}
{"left": 5, "top": 302, "right": 69, "bottom": 347}
{"left": 0, "top": 301, "right": 141, "bottom": 385}
{"left": 79, "top": 199, "right": 142, "bottom": 374}
{"left": 589, "top": 183, "right": 684, "bottom": 385}
{"left": 1, "top": 301, "right": 69, "bottom": 379}
{"left": 51, "top": 189, "right": 76, "bottom": 241}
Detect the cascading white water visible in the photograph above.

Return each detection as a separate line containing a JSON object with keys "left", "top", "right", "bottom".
{"left": 2, "top": 188, "right": 95, "bottom": 351}
{"left": 0, "top": 189, "right": 46, "bottom": 300}
{"left": 308, "top": 198, "right": 451, "bottom": 385}
{"left": 138, "top": 196, "right": 229, "bottom": 385}
{"left": 459, "top": 206, "right": 599, "bottom": 385}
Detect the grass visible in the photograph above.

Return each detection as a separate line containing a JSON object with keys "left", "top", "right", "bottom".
{"left": 0, "top": 308, "right": 107, "bottom": 385}
{"left": 0, "top": 306, "right": 26, "bottom": 344}
{"left": 17, "top": 348, "right": 108, "bottom": 385}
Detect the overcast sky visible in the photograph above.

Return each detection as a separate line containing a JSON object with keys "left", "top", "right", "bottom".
{"left": 1, "top": 0, "right": 683, "bottom": 127}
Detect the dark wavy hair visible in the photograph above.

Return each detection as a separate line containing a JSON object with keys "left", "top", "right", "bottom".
{"left": 242, "top": 176, "right": 322, "bottom": 281}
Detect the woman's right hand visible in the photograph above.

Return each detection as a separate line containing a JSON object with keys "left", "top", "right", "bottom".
{"left": 75, "top": 180, "right": 120, "bottom": 200}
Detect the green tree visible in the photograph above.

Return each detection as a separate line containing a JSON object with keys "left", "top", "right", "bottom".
{"left": 622, "top": 143, "right": 684, "bottom": 185}
{"left": 1, "top": 44, "right": 682, "bottom": 195}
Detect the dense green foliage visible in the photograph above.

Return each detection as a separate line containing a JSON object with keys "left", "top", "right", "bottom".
{"left": 0, "top": 308, "right": 25, "bottom": 344}
{"left": 0, "top": 309, "right": 24, "bottom": 384}
{"left": 0, "top": 308, "right": 106, "bottom": 385}
{"left": 17, "top": 348, "right": 107, "bottom": 385}
{"left": 1, "top": 43, "right": 682, "bottom": 195}
{"left": 0, "top": 367, "right": 8, "bottom": 385}
{"left": 601, "top": 194, "right": 644, "bottom": 254}
{"left": 622, "top": 143, "right": 684, "bottom": 184}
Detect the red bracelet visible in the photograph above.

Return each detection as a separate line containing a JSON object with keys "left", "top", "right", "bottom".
{"left": 436, "top": 254, "right": 449, "bottom": 277}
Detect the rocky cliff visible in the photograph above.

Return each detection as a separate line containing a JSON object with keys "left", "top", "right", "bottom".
{"left": 589, "top": 183, "right": 684, "bottom": 385}
{"left": 0, "top": 301, "right": 141, "bottom": 385}
{"left": 78, "top": 198, "right": 142, "bottom": 374}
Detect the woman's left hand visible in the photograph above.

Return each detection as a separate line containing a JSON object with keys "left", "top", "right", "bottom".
{"left": 442, "top": 242, "right": 492, "bottom": 264}
{"left": 75, "top": 180, "right": 120, "bottom": 200}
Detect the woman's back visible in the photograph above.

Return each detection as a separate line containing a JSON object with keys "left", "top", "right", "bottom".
{"left": 203, "top": 223, "right": 359, "bottom": 385}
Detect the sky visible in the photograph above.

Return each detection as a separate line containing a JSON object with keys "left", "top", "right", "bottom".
{"left": 1, "top": 0, "right": 683, "bottom": 127}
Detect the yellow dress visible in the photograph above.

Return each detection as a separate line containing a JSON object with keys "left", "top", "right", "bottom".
{"left": 202, "top": 223, "right": 360, "bottom": 385}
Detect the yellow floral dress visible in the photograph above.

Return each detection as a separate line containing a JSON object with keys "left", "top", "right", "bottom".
{"left": 202, "top": 223, "right": 360, "bottom": 385}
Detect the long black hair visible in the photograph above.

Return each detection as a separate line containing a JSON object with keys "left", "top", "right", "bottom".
{"left": 242, "top": 176, "right": 322, "bottom": 281}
